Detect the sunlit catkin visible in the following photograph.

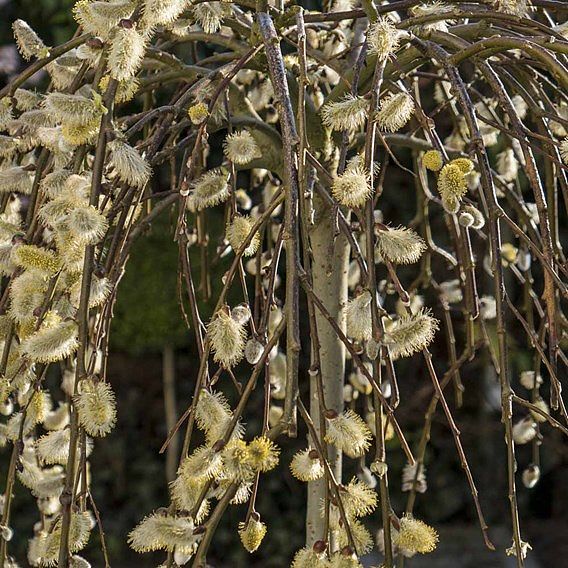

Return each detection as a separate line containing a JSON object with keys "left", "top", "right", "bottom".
{"left": 40, "top": 510, "right": 93, "bottom": 562}
{"left": 108, "top": 23, "right": 147, "bottom": 81}
{"left": 291, "top": 544, "right": 329, "bottom": 568}
{"left": 128, "top": 512, "right": 200, "bottom": 554}
{"left": 21, "top": 320, "right": 79, "bottom": 363}
{"left": 342, "top": 476, "right": 378, "bottom": 517}
{"left": 375, "top": 226, "right": 426, "bottom": 264}
{"left": 36, "top": 428, "right": 72, "bottom": 465}
{"left": 108, "top": 138, "right": 152, "bottom": 188}
{"left": 290, "top": 448, "right": 324, "bottom": 482}
{"left": 376, "top": 92, "right": 414, "bottom": 132}
{"left": 188, "top": 168, "right": 230, "bottom": 211}
{"left": 74, "top": 379, "right": 117, "bottom": 437}
{"left": 73, "top": 0, "right": 136, "bottom": 37}
{"left": 338, "top": 518, "right": 373, "bottom": 554}
{"left": 368, "top": 17, "right": 400, "bottom": 60}
{"left": 226, "top": 215, "right": 260, "bottom": 256}
{"left": 345, "top": 290, "right": 373, "bottom": 342}
{"left": 245, "top": 436, "right": 280, "bottom": 472}
{"left": 332, "top": 166, "right": 372, "bottom": 209}
{"left": 238, "top": 513, "right": 267, "bottom": 553}
{"left": 437, "top": 163, "right": 468, "bottom": 213}
{"left": 11, "top": 244, "right": 60, "bottom": 275}
{"left": 13, "top": 19, "right": 50, "bottom": 60}
{"left": 195, "top": 388, "right": 231, "bottom": 434}
{"left": 321, "top": 95, "right": 368, "bottom": 132}
{"left": 179, "top": 445, "right": 224, "bottom": 480}
{"left": 223, "top": 130, "right": 260, "bottom": 165}
{"left": 324, "top": 409, "right": 372, "bottom": 458}
{"left": 141, "top": 0, "right": 187, "bottom": 28}
{"left": 44, "top": 91, "right": 107, "bottom": 127}
{"left": 208, "top": 308, "right": 247, "bottom": 368}
{"left": 394, "top": 515, "right": 438, "bottom": 555}
{"left": 384, "top": 308, "right": 439, "bottom": 359}
{"left": 67, "top": 206, "right": 108, "bottom": 243}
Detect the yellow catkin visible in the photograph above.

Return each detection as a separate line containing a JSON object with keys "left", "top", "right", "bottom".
{"left": 422, "top": 150, "right": 443, "bottom": 171}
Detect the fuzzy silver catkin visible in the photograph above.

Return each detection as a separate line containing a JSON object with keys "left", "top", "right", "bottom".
{"left": 108, "top": 138, "right": 151, "bottom": 188}
{"left": 74, "top": 379, "right": 117, "bottom": 437}
{"left": 191, "top": 2, "right": 231, "bottom": 34}
{"left": 324, "top": 409, "right": 372, "bottom": 458}
{"left": 0, "top": 167, "right": 34, "bottom": 195}
{"left": 332, "top": 166, "right": 372, "bottom": 209}
{"left": 384, "top": 308, "right": 439, "bottom": 359}
{"left": 13, "top": 19, "right": 50, "bottom": 60}
{"left": 43, "top": 91, "right": 107, "bottom": 127}
{"left": 141, "top": 0, "right": 188, "bottom": 28}
{"left": 108, "top": 24, "right": 148, "bottom": 81}
{"left": 375, "top": 226, "right": 426, "bottom": 265}
{"left": 73, "top": 0, "right": 136, "bottom": 38}
{"left": 188, "top": 169, "right": 230, "bottom": 211}
{"left": 208, "top": 308, "right": 247, "bottom": 368}
{"left": 368, "top": 17, "right": 400, "bottom": 60}
{"left": 128, "top": 512, "right": 201, "bottom": 553}
{"left": 21, "top": 320, "right": 79, "bottom": 363}
{"left": 290, "top": 448, "right": 324, "bottom": 482}
{"left": 376, "top": 92, "right": 414, "bottom": 132}
{"left": 223, "top": 130, "right": 261, "bottom": 165}
{"left": 226, "top": 215, "right": 260, "bottom": 256}
{"left": 321, "top": 95, "right": 368, "bottom": 132}
{"left": 345, "top": 291, "right": 373, "bottom": 342}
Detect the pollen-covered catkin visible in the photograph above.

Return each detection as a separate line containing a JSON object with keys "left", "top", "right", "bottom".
{"left": 11, "top": 244, "right": 60, "bottom": 274}
{"left": 345, "top": 291, "right": 373, "bottom": 342}
{"left": 245, "top": 436, "right": 279, "bottom": 472}
{"left": 376, "top": 92, "right": 414, "bottom": 132}
{"left": 224, "top": 130, "right": 260, "bottom": 165}
{"left": 325, "top": 409, "right": 372, "bottom": 458}
{"left": 437, "top": 162, "right": 468, "bottom": 213}
{"left": 208, "top": 308, "right": 247, "bottom": 368}
{"left": 368, "top": 17, "right": 400, "bottom": 60}
{"left": 321, "top": 95, "right": 368, "bottom": 131}
{"left": 74, "top": 379, "right": 117, "bottom": 437}
{"left": 422, "top": 149, "right": 443, "bottom": 171}
{"left": 384, "top": 308, "right": 439, "bottom": 359}
{"left": 188, "top": 169, "right": 230, "bottom": 211}
{"left": 394, "top": 515, "right": 439, "bottom": 556}
{"left": 226, "top": 215, "right": 260, "bottom": 256}
{"left": 375, "top": 226, "right": 426, "bottom": 264}
{"left": 290, "top": 448, "right": 324, "bottom": 482}
{"left": 332, "top": 166, "right": 372, "bottom": 209}
{"left": 238, "top": 514, "right": 267, "bottom": 553}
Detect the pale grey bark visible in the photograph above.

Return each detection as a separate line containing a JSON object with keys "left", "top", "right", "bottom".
{"left": 306, "top": 197, "right": 350, "bottom": 546}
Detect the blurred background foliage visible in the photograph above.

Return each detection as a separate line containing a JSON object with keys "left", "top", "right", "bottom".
{"left": 1, "top": 3, "right": 568, "bottom": 567}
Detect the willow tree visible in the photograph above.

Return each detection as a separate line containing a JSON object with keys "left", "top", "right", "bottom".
{"left": 0, "top": 0, "right": 567, "bottom": 566}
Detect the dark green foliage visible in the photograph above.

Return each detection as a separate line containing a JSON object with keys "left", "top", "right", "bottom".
{"left": 111, "top": 213, "right": 189, "bottom": 354}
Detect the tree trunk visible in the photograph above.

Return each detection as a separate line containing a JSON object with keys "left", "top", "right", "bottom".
{"left": 162, "top": 344, "right": 178, "bottom": 483}
{"left": 306, "top": 197, "right": 350, "bottom": 546}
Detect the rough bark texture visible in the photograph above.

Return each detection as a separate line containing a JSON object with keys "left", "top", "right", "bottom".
{"left": 306, "top": 197, "right": 350, "bottom": 546}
